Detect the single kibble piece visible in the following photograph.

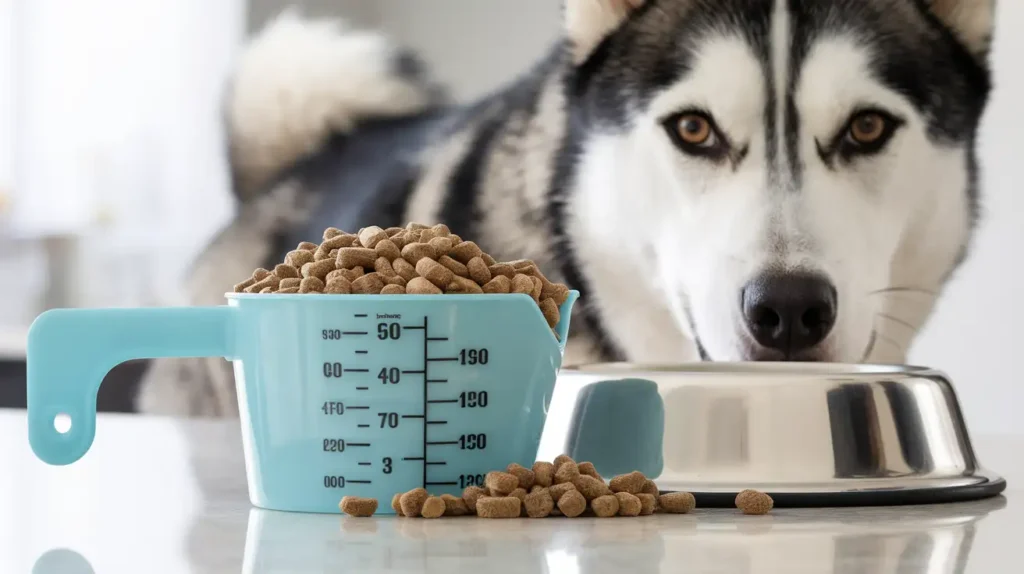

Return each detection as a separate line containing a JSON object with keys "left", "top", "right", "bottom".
{"left": 735, "top": 489, "right": 773, "bottom": 515}
{"left": 507, "top": 463, "right": 536, "bottom": 491}
{"left": 351, "top": 272, "right": 385, "bottom": 295}
{"left": 323, "top": 227, "right": 343, "bottom": 240}
{"left": 297, "top": 241, "right": 318, "bottom": 251}
{"left": 321, "top": 233, "right": 356, "bottom": 251}
{"left": 339, "top": 496, "right": 378, "bottom": 517}
{"left": 449, "top": 241, "right": 483, "bottom": 264}
{"left": 554, "top": 461, "right": 580, "bottom": 485}
{"left": 446, "top": 276, "right": 484, "bottom": 294}
{"left": 476, "top": 496, "right": 521, "bottom": 519}
{"left": 401, "top": 242, "right": 436, "bottom": 265}
{"left": 524, "top": 488, "right": 554, "bottom": 518}
{"left": 233, "top": 277, "right": 256, "bottom": 293}
{"left": 420, "top": 496, "right": 446, "bottom": 519}
{"left": 259, "top": 286, "right": 276, "bottom": 294}
{"left": 637, "top": 493, "right": 658, "bottom": 516}
{"left": 416, "top": 258, "right": 455, "bottom": 289}
{"left": 358, "top": 226, "right": 389, "bottom": 248}
{"left": 325, "top": 277, "right": 352, "bottom": 294}
{"left": 615, "top": 492, "right": 642, "bottom": 517}
{"left": 339, "top": 266, "right": 364, "bottom": 283}
{"left": 438, "top": 255, "right": 470, "bottom": 278}
{"left": 246, "top": 275, "right": 281, "bottom": 293}
{"left": 610, "top": 471, "right": 647, "bottom": 495}
{"left": 541, "top": 281, "right": 570, "bottom": 305}
{"left": 641, "top": 479, "right": 660, "bottom": 497}
{"left": 381, "top": 284, "right": 406, "bottom": 295}
{"left": 299, "top": 277, "right": 325, "bottom": 293}
{"left": 462, "top": 486, "right": 488, "bottom": 513}
{"left": 530, "top": 276, "right": 543, "bottom": 301}
{"left": 392, "top": 258, "right": 418, "bottom": 281}
{"left": 512, "top": 274, "right": 535, "bottom": 296}
{"left": 273, "top": 263, "right": 300, "bottom": 279}
{"left": 431, "top": 223, "right": 450, "bottom": 236}
{"left": 441, "top": 493, "right": 469, "bottom": 516}
{"left": 277, "top": 287, "right": 299, "bottom": 294}
{"left": 419, "top": 228, "right": 437, "bottom": 244}
{"left": 391, "top": 493, "right": 405, "bottom": 516}
{"left": 548, "top": 482, "right": 577, "bottom": 503}
{"left": 533, "top": 461, "right": 555, "bottom": 487}
{"left": 578, "top": 462, "right": 601, "bottom": 481}
{"left": 279, "top": 277, "right": 301, "bottom": 290}
{"left": 400, "top": 488, "right": 430, "bottom": 518}
{"left": 557, "top": 490, "right": 587, "bottom": 518}
{"left": 374, "top": 239, "right": 402, "bottom": 261}
{"left": 385, "top": 275, "right": 407, "bottom": 287}
{"left": 337, "top": 247, "right": 378, "bottom": 270}
{"left": 406, "top": 222, "right": 429, "bottom": 231}
{"left": 407, "top": 276, "right": 443, "bottom": 295}
{"left": 302, "top": 259, "right": 336, "bottom": 281}
{"left": 574, "top": 475, "right": 612, "bottom": 501}
{"left": 553, "top": 454, "right": 575, "bottom": 470}
{"left": 481, "top": 252, "right": 496, "bottom": 265}
{"left": 428, "top": 236, "right": 453, "bottom": 257}
{"left": 375, "top": 257, "right": 398, "bottom": 278}
{"left": 485, "top": 471, "right": 519, "bottom": 496}
{"left": 659, "top": 492, "right": 696, "bottom": 514}
{"left": 467, "top": 257, "right": 492, "bottom": 285}
{"left": 482, "top": 275, "right": 512, "bottom": 294}
{"left": 591, "top": 495, "right": 620, "bottom": 518}
{"left": 488, "top": 264, "right": 516, "bottom": 279}
{"left": 539, "top": 298, "right": 561, "bottom": 328}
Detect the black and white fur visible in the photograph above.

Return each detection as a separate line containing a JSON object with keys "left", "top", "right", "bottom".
{"left": 137, "top": 0, "right": 997, "bottom": 417}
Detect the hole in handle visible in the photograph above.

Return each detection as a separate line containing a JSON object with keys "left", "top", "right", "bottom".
{"left": 54, "top": 413, "right": 72, "bottom": 434}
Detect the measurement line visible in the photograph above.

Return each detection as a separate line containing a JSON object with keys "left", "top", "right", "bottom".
{"left": 422, "top": 315, "right": 429, "bottom": 489}
{"left": 356, "top": 386, "right": 368, "bottom": 391}
{"left": 348, "top": 443, "right": 370, "bottom": 447}
{"left": 426, "top": 461, "right": 447, "bottom": 466}
{"left": 354, "top": 314, "right": 367, "bottom": 318}
{"left": 343, "top": 331, "right": 368, "bottom": 336}
{"left": 358, "top": 424, "right": 370, "bottom": 428}
{"left": 401, "top": 414, "right": 425, "bottom": 419}
{"left": 427, "top": 357, "right": 458, "bottom": 362}
{"left": 344, "top": 368, "right": 369, "bottom": 373}
{"left": 355, "top": 350, "right": 368, "bottom": 355}
{"left": 404, "top": 456, "right": 425, "bottom": 461}
{"left": 427, "top": 379, "right": 448, "bottom": 384}
{"left": 427, "top": 420, "right": 448, "bottom": 425}
{"left": 428, "top": 399, "right": 457, "bottom": 404}
{"left": 349, "top": 480, "right": 372, "bottom": 484}
{"left": 404, "top": 325, "right": 425, "bottom": 330}
{"left": 427, "top": 441, "right": 458, "bottom": 445}
{"left": 347, "top": 406, "right": 369, "bottom": 410}
{"left": 358, "top": 462, "right": 371, "bottom": 466}
{"left": 427, "top": 336, "right": 448, "bottom": 341}
{"left": 402, "top": 369, "right": 425, "bottom": 374}
{"left": 425, "top": 481, "right": 458, "bottom": 486}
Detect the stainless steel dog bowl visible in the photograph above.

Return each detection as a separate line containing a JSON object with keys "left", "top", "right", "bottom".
{"left": 538, "top": 363, "right": 1006, "bottom": 507}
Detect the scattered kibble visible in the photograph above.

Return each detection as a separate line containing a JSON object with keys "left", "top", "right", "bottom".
{"left": 574, "top": 475, "right": 612, "bottom": 501}
{"left": 507, "top": 463, "right": 536, "bottom": 490}
{"left": 558, "top": 490, "right": 587, "bottom": 518}
{"left": 420, "top": 496, "right": 446, "bottom": 519}
{"left": 637, "top": 493, "right": 658, "bottom": 516}
{"left": 591, "top": 494, "right": 620, "bottom": 518}
{"left": 524, "top": 488, "right": 555, "bottom": 518}
{"left": 735, "top": 489, "right": 774, "bottom": 515}
{"left": 400, "top": 487, "right": 429, "bottom": 517}
{"left": 532, "top": 462, "right": 555, "bottom": 487}
{"left": 477, "top": 496, "right": 522, "bottom": 519}
{"left": 441, "top": 493, "right": 469, "bottom": 516}
{"left": 578, "top": 462, "right": 602, "bottom": 481}
{"left": 339, "top": 496, "right": 378, "bottom": 517}
{"left": 610, "top": 471, "right": 647, "bottom": 495}
{"left": 659, "top": 492, "right": 697, "bottom": 514}
{"left": 615, "top": 492, "right": 642, "bottom": 517}
{"left": 462, "top": 486, "right": 488, "bottom": 513}
{"left": 485, "top": 471, "right": 519, "bottom": 496}
{"left": 554, "top": 461, "right": 580, "bottom": 485}
{"left": 391, "top": 494, "right": 405, "bottom": 516}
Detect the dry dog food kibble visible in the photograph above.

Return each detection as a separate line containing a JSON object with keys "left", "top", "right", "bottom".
{"left": 441, "top": 493, "right": 470, "bottom": 516}
{"left": 477, "top": 496, "right": 522, "bottom": 519}
{"left": 524, "top": 488, "right": 555, "bottom": 518}
{"left": 735, "top": 489, "right": 774, "bottom": 515}
{"left": 532, "top": 462, "right": 555, "bottom": 487}
{"left": 485, "top": 471, "right": 519, "bottom": 496}
{"left": 574, "top": 475, "right": 612, "bottom": 501}
{"left": 578, "top": 462, "right": 602, "bottom": 480}
{"left": 615, "top": 492, "right": 643, "bottom": 517}
{"left": 637, "top": 493, "right": 658, "bottom": 516}
{"left": 235, "top": 222, "right": 571, "bottom": 333}
{"left": 507, "top": 463, "right": 536, "bottom": 490}
{"left": 554, "top": 461, "right": 580, "bottom": 485}
{"left": 391, "top": 493, "right": 405, "bottom": 516}
{"left": 339, "top": 496, "right": 379, "bottom": 517}
{"left": 591, "top": 495, "right": 620, "bottom": 518}
{"left": 557, "top": 490, "right": 587, "bottom": 518}
{"left": 462, "top": 486, "right": 488, "bottom": 513}
{"left": 420, "top": 496, "right": 446, "bottom": 519}
{"left": 659, "top": 492, "right": 697, "bottom": 514}
{"left": 548, "top": 482, "right": 577, "bottom": 504}
{"left": 641, "top": 479, "right": 660, "bottom": 497}
{"left": 610, "top": 471, "right": 647, "bottom": 495}
{"left": 400, "top": 488, "right": 430, "bottom": 518}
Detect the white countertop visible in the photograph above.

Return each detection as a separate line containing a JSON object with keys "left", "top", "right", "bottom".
{"left": 1, "top": 408, "right": 1019, "bottom": 574}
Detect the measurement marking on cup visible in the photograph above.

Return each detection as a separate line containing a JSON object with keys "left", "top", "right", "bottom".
{"left": 427, "top": 357, "right": 458, "bottom": 362}
{"left": 344, "top": 368, "right": 369, "bottom": 373}
{"left": 343, "top": 331, "right": 368, "bottom": 336}
{"left": 427, "top": 441, "right": 458, "bottom": 445}
{"left": 428, "top": 399, "right": 457, "bottom": 404}
{"left": 348, "top": 443, "right": 371, "bottom": 447}
{"left": 358, "top": 462, "right": 371, "bottom": 466}
{"left": 426, "top": 481, "right": 458, "bottom": 486}
{"left": 427, "top": 379, "right": 448, "bottom": 384}
{"left": 356, "top": 386, "right": 369, "bottom": 391}
{"left": 422, "top": 316, "right": 429, "bottom": 488}
{"left": 348, "top": 480, "right": 372, "bottom": 484}
{"left": 427, "top": 420, "right": 448, "bottom": 425}
{"left": 355, "top": 350, "right": 368, "bottom": 355}
{"left": 347, "top": 406, "right": 369, "bottom": 410}
{"left": 426, "top": 461, "right": 447, "bottom": 466}
{"left": 427, "top": 336, "right": 449, "bottom": 341}
{"left": 402, "top": 369, "right": 425, "bottom": 374}
{"left": 354, "top": 314, "right": 367, "bottom": 318}
{"left": 358, "top": 424, "right": 370, "bottom": 428}
{"left": 401, "top": 415, "right": 425, "bottom": 419}
{"left": 404, "top": 456, "right": 425, "bottom": 461}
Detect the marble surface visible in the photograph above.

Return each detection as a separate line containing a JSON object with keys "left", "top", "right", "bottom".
{"left": 1, "top": 408, "right": 1019, "bottom": 574}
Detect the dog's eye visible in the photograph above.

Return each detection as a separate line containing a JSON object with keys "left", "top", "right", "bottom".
{"left": 662, "top": 111, "right": 728, "bottom": 159}
{"left": 842, "top": 110, "right": 902, "bottom": 155}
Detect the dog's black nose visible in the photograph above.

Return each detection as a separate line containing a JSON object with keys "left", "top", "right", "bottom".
{"left": 741, "top": 272, "right": 837, "bottom": 357}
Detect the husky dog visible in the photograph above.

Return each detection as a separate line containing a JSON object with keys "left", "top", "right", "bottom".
{"left": 137, "top": 0, "right": 996, "bottom": 417}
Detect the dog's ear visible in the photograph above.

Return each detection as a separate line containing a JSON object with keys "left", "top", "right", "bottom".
{"left": 564, "top": 0, "right": 646, "bottom": 64}
{"left": 924, "top": 0, "right": 996, "bottom": 58}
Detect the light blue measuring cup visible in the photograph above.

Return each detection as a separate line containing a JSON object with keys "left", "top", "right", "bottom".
{"left": 26, "top": 291, "right": 578, "bottom": 514}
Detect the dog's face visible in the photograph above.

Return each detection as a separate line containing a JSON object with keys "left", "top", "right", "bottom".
{"left": 565, "top": 0, "right": 994, "bottom": 363}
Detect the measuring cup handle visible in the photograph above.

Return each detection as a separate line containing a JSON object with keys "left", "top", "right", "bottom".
{"left": 554, "top": 290, "right": 581, "bottom": 354}
{"left": 26, "top": 305, "right": 236, "bottom": 465}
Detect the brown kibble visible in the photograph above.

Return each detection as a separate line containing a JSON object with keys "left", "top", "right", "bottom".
{"left": 323, "top": 227, "right": 343, "bottom": 240}
{"left": 386, "top": 227, "right": 404, "bottom": 236}
{"left": 557, "top": 490, "right": 587, "bottom": 518}
{"left": 615, "top": 492, "right": 643, "bottom": 517}
{"left": 407, "top": 277, "right": 443, "bottom": 295}
{"left": 273, "top": 263, "right": 299, "bottom": 279}
{"left": 277, "top": 287, "right": 300, "bottom": 294}
{"left": 302, "top": 259, "right": 336, "bottom": 281}
{"left": 548, "top": 482, "right": 576, "bottom": 503}
{"left": 279, "top": 277, "right": 301, "bottom": 289}
{"left": 637, "top": 493, "right": 658, "bottom": 515}
{"left": 393, "top": 258, "right": 418, "bottom": 281}
{"left": 337, "top": 247, "right": 378, "bottom": 270}
{"left": 415, "top": 258, "right": 455, "bottom": 289}
{"left": 481, "top": 253, "right": 497, "bottom": 265}
{"left": 530, "top": 485, "right": 545, "bottom": 494}
{"left": 539, "top": 298, "right": 561, "bottom": 328}
{"left": 233, "top": 277, "right": 256, "bottom": 293}
{"left": 297, "top": 241, "right": 318, "bottom": 251}
{"left": 482, "top": 275, "right": 512, "bottom": 294}
{"left": 374, "top": 239, "right": 402, "bottom": 261}
{"left": 610, "top": 471, "right": 647, "bottom": 495}
{"left": 462, "top": 486, "right": 487, "bottom": 513}
{"left": 446, "top": 276, "right": 484, "bottom": 294}
{"left": 438, "top": 255, "right": 470, "bottom": 278}
{"left": 529, "top": 276, "right": 543, "bottom": 301}
{"left": 476, "top": 496, "right": 521, "bottom": 519}
{"left": 321, "top": 233, "right": 357, "bottom": 251}
{"left": 574, "top": 475, "right": 612, "bottom": 501}
{"left": 375, "top": 257, "right": 398, "bottom": 278}
{"left": 507, "top": 464, "right": 536, "bottom": 491}
{"left": 578, "top": 462, "right": 601, "bottom": 480}
{"left": 641, "top": 479, "right": 660, "bottom": 497}
{"left": 485, "top": 471, "right": 519, "bottom": 496}
{"left": 259, "top": 286, "right": 276, "bottom": 294}
{"left": 418, "top": 228, "right": 437, "bottom": 243}
{"left": 533, "top": 461, "right": 555, "bottom": 487}
{"left": 509, "top": 488, "right": 528, "bottom": 504}
{"left": 406, "top": 222, "right": 429, "bottom": 231}
{"left": 391, "top": 493, "right": 404, "bottom": 516}
{"left": 339, "top": 267, "right": 365, "bottom": 282}
{"left": 431, "top": 223, "right": 451, "bottom": 236}
{"left": 524, "top": 488, "right": 554, "bottom": 518}
{"left": 385, "top": 275, "right": 407, "bottom": 287}
{"left": 467, "top": 257, "right": 492, "bottom": 285}
{"left": 512, "top": 274, "right": 535, "bottom": 296}
{"left": 541, "top": 281, "right": 570, "bottom": 306}
{"left": 299, "top": 277, "right": 325, "bottom": 293}
{"left": 246, "top": 275, "right": 281, "bottom": 293}
{"left": 591, "top": 495, "right": 620, "bottom": 518}
{"left": 735, "top": 489, "right": 773, "bottom": 515}
{"left": 554, "top": 461, "right": 580, "bottom": 484}
{"left": 381, "top": 284, "right": 405, "bottom": 295}
{"left": 440, "top": 494, "right": 469, "bottom": 517}
{"left": 401, "top": 242, "right": 436, "bottom": 265}
{"left": 659, "top": 492, "right": 696, "bottom": 514}
{"left": 488, "top": 263, "right": 516, "bottom": 279}
{"left": 553, "top": 454, "right": 575, "bottom": 469}
{"left": 400, "top": 488, "right": 429, "bottom": 517}
{"left": 450, "top": 241, "right": 483, "bottom": 264}
{"left": 339, "top": 496, "right": 378, "bottom": 517}
{"left": 351, "top": 272, "right": 385, "bottom": 294}
{"left": 324, "top": 277, "right": 352, "bottom": 294}
{"left": 358, "top": 226, "right": 389, "bottom": 248}
{"left": 428, "top": 236, "right": 453, "bottom": 257}
{"left": 420, "top": 496, "right": 446, "bottom": 519}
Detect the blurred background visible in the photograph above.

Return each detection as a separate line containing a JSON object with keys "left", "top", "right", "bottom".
{"left": 0, "top": 0, "right": 1020, "bottom": 434}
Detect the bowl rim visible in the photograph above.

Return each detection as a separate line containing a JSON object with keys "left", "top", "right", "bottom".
{"left": 558, "top": 362, "right": 940, "bottom": 377}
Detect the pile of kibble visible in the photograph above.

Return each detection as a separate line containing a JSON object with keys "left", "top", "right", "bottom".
{"left": 338, "top": 454, "right": 774, "bottom": 519}
{"left": 233, "top": 223, "right": 571, "bottom": 330}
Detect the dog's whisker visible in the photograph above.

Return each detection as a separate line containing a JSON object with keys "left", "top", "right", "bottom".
{"left": 874, "top": 332, "right": 905, "bottom": 352}
{"left": 874, "top": 313, "right": 917, "bottom": 332}
{"left": 868, "top": 286, "right": 938, "bottom": 297}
